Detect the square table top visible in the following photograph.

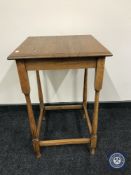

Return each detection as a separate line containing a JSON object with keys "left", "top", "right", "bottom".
{"left": 7, "top": 35, "right": 112, "bottom": 60}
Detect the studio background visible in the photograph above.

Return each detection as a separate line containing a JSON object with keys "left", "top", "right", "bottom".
{"left": 0, "top": 0, "right": 131, "bottom": 104}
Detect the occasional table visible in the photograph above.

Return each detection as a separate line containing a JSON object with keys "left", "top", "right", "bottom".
{"left": 8, "top": 35, "right": 112, "bottom": 158}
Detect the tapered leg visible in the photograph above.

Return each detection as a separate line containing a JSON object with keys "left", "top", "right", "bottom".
{"left": 91, "top": 57, "right": 105, "bottom": 154}
{"left": 16, "top": 60, "right": 41, "bottom": 158}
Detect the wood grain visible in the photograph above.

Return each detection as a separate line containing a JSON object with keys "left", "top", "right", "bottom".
{"left": 91, "top": 57, "right": 105, "bottom": 154}
{"left": 8, "top": 35, "right": 112, "bottom": 60}
{"left": 25, "top": 57, "right": 97, "bottom": 70}
{"left": 45, "top": 104, "right": 83, "bottom": 110}
{"left": 9, "top": 35, "right": 112, "bottom": 157}
{"left": 16, "top": 61, "right": 41, "bottom": 157}
{"left": 16, "top": 60, "right": 30, "bottom": 94}
{"left": 94, "top": 58, "right": 105, "bottom": 91}
{"left": 39, "top": 138, "right": 90, "bottom": 146}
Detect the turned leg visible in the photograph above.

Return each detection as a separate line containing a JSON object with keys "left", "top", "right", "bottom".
{"left": 16, "top": 61, "right": 41, "bottom": 158}
{"left": 83, "top": 69, "right": 92, "bottom": 134}
{"left": 91, "top": 57, "right": 105, "bottom": 154}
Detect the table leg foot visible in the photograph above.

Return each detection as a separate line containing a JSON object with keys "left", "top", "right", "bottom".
{"left": 91, "top": 148, "right": 95, "bottom": 155}
{"left": 90, "top": 134, "right": 97, "bottom": 155}
{"left": 32, "top": 139, "right": 41, "bottom": 159}
{"left": 36, "top": 153, "right": 41, "bottom": 159}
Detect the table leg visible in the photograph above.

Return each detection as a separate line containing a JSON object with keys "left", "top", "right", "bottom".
{"left": 83, "top": 69, "right": 92, "bottom": 134}
{"left": 91, "top": 58, "right": 105, "bottom": 154}
{"left": 36, "top": 71, "right": 44, "bottom": 109}
{"left": 36, "top": 71, "right": 46, "bottom": 138}
{"left": 16, "top": 61, "right": 41, "bottom": 158}
{"left": 36, "top": 70, "right": 46, "bottom": 119}
{"left": 83, "top": 69, "right": 88, "bottom": 107}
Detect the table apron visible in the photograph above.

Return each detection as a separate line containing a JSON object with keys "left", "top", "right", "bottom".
{"left": 23, "top": 58, "right": 97, "bottom": 70}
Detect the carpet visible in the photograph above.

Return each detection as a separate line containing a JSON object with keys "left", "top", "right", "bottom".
{"left": 0, "top": 104, "right": 131, "bottom": 175}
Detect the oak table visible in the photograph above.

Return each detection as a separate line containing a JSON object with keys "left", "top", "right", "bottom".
{"left": 8, "top": 35, "right": 112, "bottom": 158}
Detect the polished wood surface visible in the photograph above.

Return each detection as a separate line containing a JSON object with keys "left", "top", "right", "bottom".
{"left": 8, "top": 35, "right": 112, "bottom": 60}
